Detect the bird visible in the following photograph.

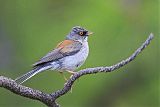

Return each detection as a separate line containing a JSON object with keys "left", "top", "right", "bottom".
{"left": 15, "top": 26, "right": 93, "bottom": 84}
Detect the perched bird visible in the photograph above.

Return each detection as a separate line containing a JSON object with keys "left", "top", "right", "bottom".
{"left": 15, "top": 26, "right": 93, "bottom": 84}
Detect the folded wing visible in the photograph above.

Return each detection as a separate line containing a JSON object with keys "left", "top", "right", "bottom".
{"left": 33, "top": 40, "right": 82, "bottom": 67}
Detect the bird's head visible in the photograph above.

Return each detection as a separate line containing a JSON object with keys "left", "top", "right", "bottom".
{"left": 66, "top": 26, "right": 93, "bottom": 42}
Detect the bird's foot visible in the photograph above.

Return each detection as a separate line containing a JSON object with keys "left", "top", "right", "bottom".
{"left": 63, "top": 70, "right": 76, "bottom": 93}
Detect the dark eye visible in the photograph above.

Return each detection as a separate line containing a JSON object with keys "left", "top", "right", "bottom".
{"left": 79, "top": 31, "right": 83, "bottom": 36}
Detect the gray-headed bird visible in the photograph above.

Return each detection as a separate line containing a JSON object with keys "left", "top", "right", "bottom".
{"left": 15, "top": 26, "right": 93, "bottom": 84}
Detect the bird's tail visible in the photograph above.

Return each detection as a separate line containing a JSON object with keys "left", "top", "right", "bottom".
{"left": 15, "top": 66, "right": 51, "bottom": 84}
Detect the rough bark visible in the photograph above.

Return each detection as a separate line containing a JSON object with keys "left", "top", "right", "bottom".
{"left": 0, "top": 33, "right": 154, "bottom": 107}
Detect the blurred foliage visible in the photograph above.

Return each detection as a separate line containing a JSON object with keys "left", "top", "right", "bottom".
{"left": 0, "top": 0, "right": 159, "bottom": 107}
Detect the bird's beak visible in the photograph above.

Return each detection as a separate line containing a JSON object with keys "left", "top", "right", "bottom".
{"left": 87, "top": 31, "right": 93, "bottom": 36}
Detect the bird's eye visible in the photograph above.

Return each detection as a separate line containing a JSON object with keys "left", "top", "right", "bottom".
{"left": 79, "top": 31, "right": 83, "bottom": 36}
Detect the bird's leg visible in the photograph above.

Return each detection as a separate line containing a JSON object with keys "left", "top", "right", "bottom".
{"left": 66, "top": 70, "right": 76, "bottom": 75}
{"left": 66, "top": 70, "right": 76, "bottom": 93}
{"left": 59, "top": 71, "right": 68, "bottom": 81}
{"left": 60, "top": 71, "right": 72, "bottom": 93}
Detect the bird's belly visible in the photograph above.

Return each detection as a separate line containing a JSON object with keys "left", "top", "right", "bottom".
{"left": 59, "top": 43, "right": 89, "bottom": 71}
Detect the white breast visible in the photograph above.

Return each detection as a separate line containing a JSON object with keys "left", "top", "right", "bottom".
{"left": 60, "top": 41, "right": 89, "bottom": 71}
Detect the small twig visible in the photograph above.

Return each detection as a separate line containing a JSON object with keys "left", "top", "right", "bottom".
{"left": 0, "top": 33, "right": 154, "bottom": 107}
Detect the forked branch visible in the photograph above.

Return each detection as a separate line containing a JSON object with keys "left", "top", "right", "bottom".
{"left": 0, "top": 33, "right": 154, "bottom": 107}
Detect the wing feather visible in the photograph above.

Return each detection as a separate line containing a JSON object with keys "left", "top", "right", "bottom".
{"left": 32, "top": 40, "right": 82, "bottom": 67}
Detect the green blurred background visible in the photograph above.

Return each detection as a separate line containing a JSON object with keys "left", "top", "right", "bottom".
{"left": 0, "top": 0, "right": 159, "bottom": 107}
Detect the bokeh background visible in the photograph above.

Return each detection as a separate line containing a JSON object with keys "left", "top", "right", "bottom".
{"left": 0, "top": 0, "right": 159, "bottom": 107}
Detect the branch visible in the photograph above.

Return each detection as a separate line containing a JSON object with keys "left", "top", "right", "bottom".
{"left": 0, "top": 33, "right": 154, "bottom": 107}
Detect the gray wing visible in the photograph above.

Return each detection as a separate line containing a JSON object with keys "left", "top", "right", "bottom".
{"left": 32, "top": 41, "right": 82, "bottom": 67}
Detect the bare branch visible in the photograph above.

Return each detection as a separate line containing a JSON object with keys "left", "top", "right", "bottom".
{"left": 0, "top": 76, "right": 59, "bottom": 107}
{"left": 0, "top": 33, "right": 154, "bottom": 107}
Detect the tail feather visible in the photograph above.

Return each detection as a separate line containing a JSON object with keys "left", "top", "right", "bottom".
{"left": 15, "top": 69, "right": 39, "bottom": 84}
{"left": 15, "top": 66, "right": 51, "bottom": 84}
